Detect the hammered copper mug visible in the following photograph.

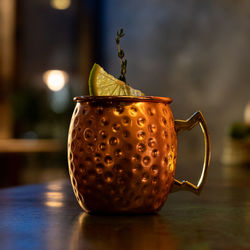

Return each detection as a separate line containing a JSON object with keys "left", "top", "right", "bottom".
{"left": 68, "top": 96, "right": 210, "bottom": 214}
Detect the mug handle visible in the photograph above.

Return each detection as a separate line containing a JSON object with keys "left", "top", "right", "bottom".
{"left": 171, "top": 111, "right": 211, "bottom": 195}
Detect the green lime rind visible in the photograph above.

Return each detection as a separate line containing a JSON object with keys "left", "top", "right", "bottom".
{"left": 88, "top": 63, "right": 145, "bottom": 96}
{"left": 88, "top": 63, "right": 98, "bottom": 96}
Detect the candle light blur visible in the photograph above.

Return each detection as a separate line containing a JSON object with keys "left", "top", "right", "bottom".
{"left": 244, "top": 102, "right": 250, "bottom": 125}
{"left": 50, "top": 0, "right": 71, "bottom": 10}
{"left": 43, "top": 70, "right": 69, "bottom": 92}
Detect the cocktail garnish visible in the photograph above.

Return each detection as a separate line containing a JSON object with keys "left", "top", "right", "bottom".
{"left": 88, "top": 29, "right": 144, "bottom": 96}
{"left": 88, "top": 63, "right": 144, "bottom": 96}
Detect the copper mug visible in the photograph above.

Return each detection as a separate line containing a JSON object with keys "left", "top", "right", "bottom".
{"left": 68, "top": 96, "right": 210, "bottom": 214}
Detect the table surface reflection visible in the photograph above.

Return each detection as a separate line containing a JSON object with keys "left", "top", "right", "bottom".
{"left": 0, "top": 162, "right": 250, "bottom": 250}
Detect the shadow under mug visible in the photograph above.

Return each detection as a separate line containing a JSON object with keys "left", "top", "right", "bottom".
{"left": 68, "top": 96, "right": 211, "bottom": 214}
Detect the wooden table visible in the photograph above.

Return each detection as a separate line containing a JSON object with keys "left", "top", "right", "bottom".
{"left": 0, "top": 162, "right": 250, "bottom": 250}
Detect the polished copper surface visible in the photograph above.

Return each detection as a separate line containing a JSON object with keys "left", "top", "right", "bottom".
{"left": 172, "top": 111, "right": 210, "bottom": 194}
{"left": 68, "top": 96, "right": 210, "bottom": 213}
{"left": 73, "top": 95, "right": 173, "bottom": 104}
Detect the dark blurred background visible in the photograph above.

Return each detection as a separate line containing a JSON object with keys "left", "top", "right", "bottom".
{"left": 0, "top": 0, "right": 249, "bottom": 187}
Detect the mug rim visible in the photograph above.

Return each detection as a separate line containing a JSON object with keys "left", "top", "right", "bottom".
{"left": 73, "top": 96, "right": 173, "bottom": 104}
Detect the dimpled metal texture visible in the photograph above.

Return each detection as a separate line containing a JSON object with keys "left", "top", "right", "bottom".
{"left": 68, "top": 96, "right": 177, "bottom": 214}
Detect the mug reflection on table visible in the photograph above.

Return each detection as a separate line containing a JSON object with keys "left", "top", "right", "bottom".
{"left": 69, "top": 213, "right": 178, "bottom": 250}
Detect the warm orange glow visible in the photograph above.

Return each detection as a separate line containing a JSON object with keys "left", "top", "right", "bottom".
{"left": 46, "top": 183, "right": 63, "bottom": 191}
{"left": 43, "top": 70, "right": 69, "bottom": 91}
{"left": 45, "top": 192, "right": 63, "bottom": 200}
{"left": 244, "top": 102, "right": 250, "bottom": 125}
{"left": 44, "top": 190, "right": 64, "bottom": 208}
{"left": 50, "top": 0, "right": 71, "bottom": 10}
{"left": 45, "top": 201, "right": 63, "bottom": 208}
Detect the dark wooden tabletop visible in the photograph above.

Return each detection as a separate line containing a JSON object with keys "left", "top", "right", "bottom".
{"left": 1, "top": 162, "right": 250, "bottom": 250}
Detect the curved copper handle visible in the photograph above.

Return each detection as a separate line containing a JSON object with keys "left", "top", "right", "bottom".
{"left": 171, "top": 111, "right": 211, "bottom": 195}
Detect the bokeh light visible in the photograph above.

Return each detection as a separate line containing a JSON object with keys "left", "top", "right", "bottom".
{"left": 43, "top": 70, "right": 69, "bottom": 91}
{"left": 244, "top": 102, "right": 250, "bottom": 125}
{"left": 50, "top": 0, "right": 71, "bottom": 10}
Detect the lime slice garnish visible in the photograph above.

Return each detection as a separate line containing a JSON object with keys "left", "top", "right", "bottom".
{"left": 89, "top": 63, "right": 145, "bottom": 96}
